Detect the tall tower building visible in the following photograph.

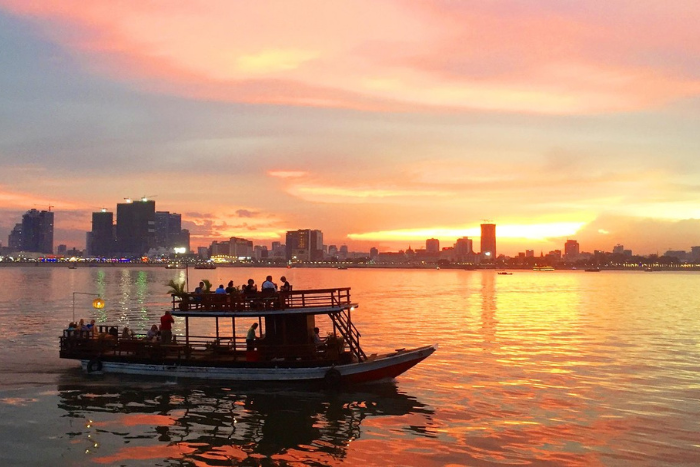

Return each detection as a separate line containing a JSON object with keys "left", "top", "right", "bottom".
{"left": 90, "top": 209, "right": 115, "bottom": 257}
{"left": 8, "top": 223, "right": 22, "bottom": 251}
{"left": 285, "top": 229, "right": 323, "bottom": 261}
{"left": 454, "top": 237, "right": 473, "bottom": 261}
{"left": 564, "top": 239, "right": 580, "bottom": 260}
{"left": 116, "top": 198, "right": 156, "bottom": 256}
{"left": 21, "top": 209, "right": 54, "bottom": 254}
{"left": 480, "top": 223, "right": 496, "bottom": 262}
{"left": 426, "top": 238, "right": 440, "bottom": 254}
{"left": 155, "top": 211, "right": 182, "bottom": 249}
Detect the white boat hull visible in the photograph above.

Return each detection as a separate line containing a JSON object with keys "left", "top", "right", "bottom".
{"left": 81, "top": 344, "right": 437, "bottom": 385}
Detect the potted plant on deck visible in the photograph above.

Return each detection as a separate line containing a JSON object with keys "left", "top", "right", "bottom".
{"left": 166, "top": 279, "right": 189, "bottom": 311}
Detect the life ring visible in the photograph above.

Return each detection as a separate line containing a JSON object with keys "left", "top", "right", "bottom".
{"left": 87, "top": 359, "right": 103, "bottom": 373}
{"left": 324, "top": 368, "right": 342, "bottom": 388}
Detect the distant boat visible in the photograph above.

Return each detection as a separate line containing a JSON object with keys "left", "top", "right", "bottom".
{"left": 337, "top": 266, "right": 348, "bottom": 270}
{"left": 165, "top": 263, "right": 187, "bottom": 269}
{"left": 533, "top": 266, "right": 555, "bottom": 271}
{"left": 497, "top": 271, "right": 512, "bottom": 275}
{"left": 585, "top": 268, "right": 601, "bottom": 272}
{"left": 194, "top": 263, "right": 216, "bottom": 270}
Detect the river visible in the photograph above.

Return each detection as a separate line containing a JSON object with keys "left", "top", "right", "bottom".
{"left": 0, "top": 266, "right": 698, "bottom": 466}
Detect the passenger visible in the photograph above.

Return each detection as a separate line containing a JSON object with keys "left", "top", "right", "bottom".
{"left": 109, "top": 326, "right": 119, "bottom": 338}
{"left": 312, "top": 327, "right": 326, "bottom": 348}
{"left": 279, "top": 276, "right": 292, "bottom": 292}
{"left": 243, "top": 279, "right": 257, "bottom": 295}
{"left": 194, "top": 281, "right": 205, "bottom": 295}
{"left": 246, "top": 322, "right": 259, "bottom": 351}
{"left": 67, "top": 322, "right": 77, "bottom": 331}
{"left": 146, "top": 324, "right": 159, "bottom": 341}
{"left": 160, "top": 310, "right": 175, "bottom": 344}
{"left": 261, "top": 275, "right": 277, "bottom": 292}
{"left": 225, "top": 280, "right": 236, "bottom": 294}
{"left": 79, "top": 319, "right": 87, "bottom": 331}
{"left": 215, "top": 284, "right": 226, "bottom": 294}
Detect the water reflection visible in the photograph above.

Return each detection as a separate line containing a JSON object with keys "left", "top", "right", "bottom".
{"left": 57, "top": 377, "right": 433, "bottom": 465}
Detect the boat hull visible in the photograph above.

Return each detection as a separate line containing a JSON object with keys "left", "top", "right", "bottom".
{"left": 80, "top": 344, "right": 437, "bottom": 385}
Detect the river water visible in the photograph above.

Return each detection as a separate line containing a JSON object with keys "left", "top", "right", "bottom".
{"left": 0, "top": 266, "right": 698, "bottom": 466}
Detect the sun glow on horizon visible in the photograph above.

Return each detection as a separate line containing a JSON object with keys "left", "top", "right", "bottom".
{"left": 348, "top": 222, "right": 586, "bottom": 243}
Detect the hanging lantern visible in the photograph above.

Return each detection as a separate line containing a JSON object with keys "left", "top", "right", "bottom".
{"left": 92, "top": 297, "right": 105, "bottom": 309}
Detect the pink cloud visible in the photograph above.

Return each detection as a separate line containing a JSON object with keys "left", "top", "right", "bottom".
{"left": 2, "top": 0, "right": 699, "bottom": 114}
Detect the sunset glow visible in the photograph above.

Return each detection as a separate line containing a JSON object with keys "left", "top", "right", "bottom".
{"left": 1, "top": 1, "right": 700, "bottom": 255}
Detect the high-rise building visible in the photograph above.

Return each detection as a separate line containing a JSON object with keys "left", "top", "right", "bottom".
{"left": 426, "top": 238, "right": 440, "bottom": 254}
{"left": 285, "top": 229, "right": 323, "bottom": 261}
{"left": 612, "top": 244, "right": 624, "bottom": 255}
{"left": 116, "top": 198, "right": 156, "bottom": 256}
{"left": 155, "top": 211, "right": 182, "bottom": 249}
{"left": 525, "top": 250, "right": 535, "bottom": 257}
{"left": 8, "top": 223, "right": 22, "bottom": 251}
{"left": 21, "top": 209, "right": 54, "bottom": 254}
{"left": 454, "top": 237, "right": 473, "bottom": 259}
{"left": 369, "top": 247, "right": 378, "bottom": 259}
{"left": 564, "top": 240, "right": 580, "bottom": 260}
{"left": 480, "top": 223, "right": 496, "bottom": 261}
{"left": 90, "top": 209, "right": 115, "bottom": 257}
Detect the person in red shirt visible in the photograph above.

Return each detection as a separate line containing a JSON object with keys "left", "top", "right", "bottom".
{"left": 160, "top": 310, "right": 175, "bottom": 344}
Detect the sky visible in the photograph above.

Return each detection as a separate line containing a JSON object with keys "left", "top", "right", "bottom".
{"left": 1, "top": 0, "right": 700, "bottom": 256}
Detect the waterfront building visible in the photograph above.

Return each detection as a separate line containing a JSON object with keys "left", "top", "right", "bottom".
{"left": 20, "top": 209, "right": 54, "bottom": 254}
{"left": 426, "top": 238, "right": 440, "bottom": 254}
{"left": 564, "top": 239, "right": 580, "bottom": 260}
{"left": 369, "top": 247, "right": 378, "bottom": 259}
{"left": 613, "top": 244, "right": 624, "bottom": 255}
{"left": 339, "top": 245, "right": 348, "bottom": 260}
{"left": 90, "top": 209, "right": 115, "bottom": 257}
{"left": 286, "top": 229, "right": 324, "bottom": 261}
{"left": 155, "top": 211, "right": 182, "bottom": 249}
{"left": 8, "top": 223, "right": 22, "bottom": 251}
{"left": 116, "top": 198, "right": 156, "bottom": 256}
{"left": 480, "top": 223, "right": 496, "bottom": 262}
{"left": 525, "top": 249, "right": 535, "bottom": 257}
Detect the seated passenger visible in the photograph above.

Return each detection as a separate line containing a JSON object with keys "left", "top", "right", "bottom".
{"left": 121, "top": 327, "right": 133, "bottom": 339}
{"left": 261, "top": 275, "right": 277, "bottom": 292}
{"left": 279, "top": 276, "right": 292, "bottom": 292}
{"left": 312, "top": 327, "right": 326, "bottom": 348}
{"left": 225, "top": 280, "right": 237, "bottom": 294}
{"left": 243, "top": 279, "right": 257, "bottom": 295}
{"left": 109, "top": 326, "right": 119, "bottom": 338}
{"left": 146, "top": 324, "right": 160, "bottom": 341}
{"left": 215, "top": 284, "right": 226, "bottom": 294}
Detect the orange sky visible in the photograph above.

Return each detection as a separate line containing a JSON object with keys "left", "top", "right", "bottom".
{"left": 1, "top": 1, "right": 700, "bottom": 255}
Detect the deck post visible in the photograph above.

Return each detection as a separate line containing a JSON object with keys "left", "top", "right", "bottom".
{"left": 185, "top": 316, "right": 190, "bottom": 351}
{"left": 232, "top": 317, "right": 236, "bottom": 352}
{"left": 215, "top": 317, "right": 219, "bottom": 343}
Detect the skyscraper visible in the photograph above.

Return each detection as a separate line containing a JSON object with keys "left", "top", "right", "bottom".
{"left": 564, "top": 239, "right": 580, "bottom": 260}
{"left": 426, "top": 238, "right": 440, "bottom": 254}
{"left": 480, "top": 223, "right": 496, "bottom": 262}
{"left": 155, "top": 211, "right": 182, "bottom": 249}
{"left": 90, "top": 209, "right": 115, "bottom": 257}
{"left": 116, "top": 198, "right": 156, "bottom": 256}
{"left": 285, "top": 229, "right": 323, "bottom": 261}
{"left": 21, "top": 209, "right": 54, "bottom": 254}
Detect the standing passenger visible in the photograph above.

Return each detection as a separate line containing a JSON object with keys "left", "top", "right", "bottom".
{"left": 246, "top": 322, "right": 259, "bottom": 351}
{"left": 160, "top": 310, "right": 175, "bottom": 344}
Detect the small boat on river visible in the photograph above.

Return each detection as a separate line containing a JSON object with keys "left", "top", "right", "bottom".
{"left": 194, "top": 262, "right": 217, "bottom": 270}
{"left": 59, "top": 287, "right": 436, "bottom": 387}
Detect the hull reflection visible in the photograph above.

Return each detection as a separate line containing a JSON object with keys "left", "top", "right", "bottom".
{"left": 56, "top": 377, "right": 433, "bottom": 465}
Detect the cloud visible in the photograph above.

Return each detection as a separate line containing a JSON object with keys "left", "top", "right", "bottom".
{"left": 268, "top": 171, "right": 307, "bottom": 179}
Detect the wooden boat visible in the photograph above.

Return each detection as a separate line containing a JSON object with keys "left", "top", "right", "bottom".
{"left": 59, "top": 287, "right": 436, "bottom": 387}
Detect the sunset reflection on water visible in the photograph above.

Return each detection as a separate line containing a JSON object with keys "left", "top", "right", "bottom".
{"left": 0, "top": 267, "right": 699, "bottom": 465}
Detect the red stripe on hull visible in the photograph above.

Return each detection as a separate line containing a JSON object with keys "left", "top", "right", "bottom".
{"left": 342, "top": 355, "right": 428, "bottom": 385}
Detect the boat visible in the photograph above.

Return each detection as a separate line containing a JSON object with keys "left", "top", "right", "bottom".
{"left": 194, "top": 262, "right": 217, "bottom": 270}
{"left": 59, "top": 287, "right": 437, "bottom": 387}
{"left": 584, "top": 268, "right": 601, "bottom": 272}
{"left": 497, "top": 271, "right": 512, "bottom": 275}
{"left": 533, "top": 266, "right": 555, "bottom": 271}
{"left": 165, "top": 262, "right": 187, "bottom": 269}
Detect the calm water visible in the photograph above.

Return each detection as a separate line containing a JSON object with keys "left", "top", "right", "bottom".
{"left": 0, "top": 266, "right": 699, "bottom": 466}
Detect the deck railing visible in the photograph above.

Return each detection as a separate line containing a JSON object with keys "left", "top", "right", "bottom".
{"left": 172, "top": 287, "right": 352, "bottom": 313}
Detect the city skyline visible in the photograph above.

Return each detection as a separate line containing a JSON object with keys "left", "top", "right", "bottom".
{"left": 1, "top": 2, "right": 700, "bottom": 256}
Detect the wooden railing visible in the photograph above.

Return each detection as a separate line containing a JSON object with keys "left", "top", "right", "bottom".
{"left": 172, "top": 287, "right": 352, "bottom": 313}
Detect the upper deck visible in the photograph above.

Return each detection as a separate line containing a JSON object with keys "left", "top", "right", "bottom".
{"left": 171, "top": 287, "right": 356, "bottom": 318}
